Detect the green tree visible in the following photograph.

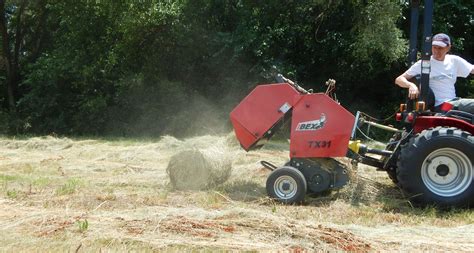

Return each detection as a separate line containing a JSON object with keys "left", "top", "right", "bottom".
{"left": 0, "top": 0, "right": 471, "bottom": 136}
{"left": 0, "top": 0, "right": 48, "bottom": 111}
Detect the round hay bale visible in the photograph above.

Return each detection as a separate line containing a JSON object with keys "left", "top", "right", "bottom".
{"left": 166, "top": 148, "right": 232, "bottom": 190}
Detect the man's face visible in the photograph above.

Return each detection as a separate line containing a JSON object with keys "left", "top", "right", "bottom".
{"left": 432, "top": 45, "right": 450, "bottom": 61}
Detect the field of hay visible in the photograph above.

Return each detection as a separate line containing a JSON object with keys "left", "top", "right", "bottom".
{"left": 0, "top": 135, "right": 473, "bottom": 252}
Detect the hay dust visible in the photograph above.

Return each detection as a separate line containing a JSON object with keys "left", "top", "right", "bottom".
{"left": 0, "top": 134, "right": 472, "bottom": 252}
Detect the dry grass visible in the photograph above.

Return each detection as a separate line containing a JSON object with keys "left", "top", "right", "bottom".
{"left": 0, "top": 134, "right": 472, "bottom": 252}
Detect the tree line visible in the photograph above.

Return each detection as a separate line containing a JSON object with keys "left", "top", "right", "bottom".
{"left": 0, "top": 0, "right": 472, "bottom": 137}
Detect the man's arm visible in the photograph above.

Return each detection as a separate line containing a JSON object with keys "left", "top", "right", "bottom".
{"left": 395, "top": 73, "right": 419, "bottom": 99}
{"left": 454, "top": 55, "right": 474, "bottom": 76}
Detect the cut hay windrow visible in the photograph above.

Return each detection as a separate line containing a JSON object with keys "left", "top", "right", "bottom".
{"left": 0, "top": 136, "right": 73, "bottom": 151}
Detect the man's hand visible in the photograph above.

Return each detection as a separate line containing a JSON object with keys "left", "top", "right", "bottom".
{"left": 408, "top": 83, "right": 419, "bottom": 99}
{"left": 395, "top": 73, "right": 419, "bottom": 100}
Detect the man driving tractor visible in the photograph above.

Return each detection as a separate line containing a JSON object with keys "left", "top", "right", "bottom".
{"left": 395, "top": 33, "right": 474, "bottom": 113}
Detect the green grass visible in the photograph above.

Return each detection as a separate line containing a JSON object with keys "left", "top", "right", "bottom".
{"left": 6, "top": 189, "right": 19, "bottom": 199}
{"left": 0, "top": 174, "right": 23, "bottom": 182}
{"left": 56, "top": 178, "right": 84, "bottom": 195}
{"left": 32, "top": 177, "right": 53, "bottom": 187}
{"left": 76, "top": 219, "right": 89, "bottom": 233}
{"left": 1, "top": 174, "right": 23, "bottom": 198}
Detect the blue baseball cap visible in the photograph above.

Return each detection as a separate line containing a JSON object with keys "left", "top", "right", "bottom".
{"left": 432, "top": 33, "right": 451, "bottom": 47}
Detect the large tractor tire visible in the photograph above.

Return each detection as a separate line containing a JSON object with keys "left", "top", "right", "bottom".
{"left": 397, "top": 127, "right": 474, "bottom": 207}
{"left": 266, "top": 166, "right": 307, "bottom": 204}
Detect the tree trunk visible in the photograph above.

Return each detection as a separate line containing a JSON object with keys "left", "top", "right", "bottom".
{"left": 0, "top": 0, "right": 15, "bottom": 110}
{"left": 0, "top": 0, "right": 27, "bottom": 111}
{"left": 29, "top": 0, "right": 48, "bottom": 62}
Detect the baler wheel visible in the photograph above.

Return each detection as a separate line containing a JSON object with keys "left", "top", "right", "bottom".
{"left": 266, "top": 166, "right": 307, "bottom": 204}
{"left": 397, "top": 127, "right": 474, "bottom": 207}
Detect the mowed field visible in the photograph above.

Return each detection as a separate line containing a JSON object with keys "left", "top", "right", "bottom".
{"left": 0, "top": 135, "right": 473, "bottom": 252}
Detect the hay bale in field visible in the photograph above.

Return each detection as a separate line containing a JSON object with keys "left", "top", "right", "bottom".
{"left": 166, "top": 147, "right": 232, "bottom": 190}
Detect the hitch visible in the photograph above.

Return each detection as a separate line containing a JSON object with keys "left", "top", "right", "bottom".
{"left": 260, "top": 160, "right": 277, "bottom": 171}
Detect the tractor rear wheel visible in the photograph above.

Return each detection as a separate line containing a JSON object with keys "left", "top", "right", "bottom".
{"left": 397, "top": 127, "right": 474, "bottom": 207}
{"left": 266, "top": 166, "right": 307, "bottom": 204}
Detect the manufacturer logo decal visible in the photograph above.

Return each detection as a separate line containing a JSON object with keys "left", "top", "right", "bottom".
{"left": 296, "top": 113, "right": 326, "bottom": 131}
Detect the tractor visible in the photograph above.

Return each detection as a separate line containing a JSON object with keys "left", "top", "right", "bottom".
{"left": 229, "top": 0, "right": 473, "bottom": 208}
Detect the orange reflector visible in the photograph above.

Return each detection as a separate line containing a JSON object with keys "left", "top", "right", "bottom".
{"left": 416, "top": 101, "right": 425, "bottom": 111}
{"left": 399, "top": 104, "right": 407, "bottom": 112}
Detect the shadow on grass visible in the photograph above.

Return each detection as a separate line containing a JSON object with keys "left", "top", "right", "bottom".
{"left": 305, "top": 178, "right": 472, "bottom": 217}
{"left": 368, "top": 182, "right": 473, "bottom": 215}
{"left": 217, "top": 175, "right": 471, "bottom": 218}
{"left": 217, "top": 179, "right": 266, "bottom": 202}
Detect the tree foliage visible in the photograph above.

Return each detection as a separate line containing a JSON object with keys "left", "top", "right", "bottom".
{"left": 0, "top": 0, "right": 472, "bottom": 137}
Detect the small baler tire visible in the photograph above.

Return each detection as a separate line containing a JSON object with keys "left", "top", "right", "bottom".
{"left": 266, "top": 166, "right": 307, "bottom": 204}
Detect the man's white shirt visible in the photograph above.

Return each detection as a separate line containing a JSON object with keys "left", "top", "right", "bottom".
{"left": 406, "top": 55, "right": 473, "bottom": 106}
